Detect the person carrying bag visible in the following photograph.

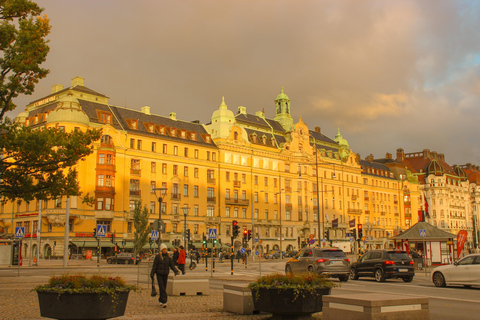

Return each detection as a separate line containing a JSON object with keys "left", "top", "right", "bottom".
{"left": 150, "top": 243, "right": 179, "bottom": 308}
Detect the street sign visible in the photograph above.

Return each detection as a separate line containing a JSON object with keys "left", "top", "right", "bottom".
{"left": 420, "top": 229, "right": 427, "bottom": 237}
{"left": 309, "top": 239, "right": 315, "bottom": 244}
{"left": 350, "top": 237, "right": 354, "bottom": 242}
{"left": 96, "top": 224, "right": 107, "bottom": 237}
{"left": 255, "top": 251, "right": 259, "bottom": 256}
{"left": 151, "top": 230, "right": 159, "bottom": 240}
{"left": 322, "top": 238, "right": 326, "bottom": 242}
{"left": 153, "top": 219, "right": 165, "bottom": 232}
{"left": 309, "top": 234, "right": 314, "bottom": 239}
{"left": 208, "top": 228, "right": 217, "bottom": 239}
{"left": 14, "top": 227, "right": 25, "bottom": 238}
{"left": 240, "top": 248, "right": 246, "bottom": 254}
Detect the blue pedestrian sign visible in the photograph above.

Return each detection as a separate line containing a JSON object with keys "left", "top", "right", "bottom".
{"left": 420, "top": 229, "right": 427, "bottom": 237}
{"left": 151, "top": 230, "right": 159, "bottom": 240}
{"left": 14, "top": 227, "right": 25, "bottom": 238}
{"left": 96, "top": 224, "right": 107, "bottom": 237}
{"left": 208, "top": 228, "right": 217, "bottom": 239}
{"left": 240, "top": 248, "right": 246, "bottom": 254}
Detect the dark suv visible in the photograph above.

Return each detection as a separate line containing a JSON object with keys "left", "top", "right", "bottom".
{"left": 285, "top": 247, "right": 351, "bottom": 282}
{"left": 350, "top": 250, "right": 414, "bottom": 282}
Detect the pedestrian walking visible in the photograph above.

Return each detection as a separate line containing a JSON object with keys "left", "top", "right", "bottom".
{"left": 150, "top": 243, "right": 179, "bottom": 308}
{"left": 172, "top": 248, "right": 179, "bottom": 266}
{"left": 178, "top": 245, "right": 186, "bottom": 274}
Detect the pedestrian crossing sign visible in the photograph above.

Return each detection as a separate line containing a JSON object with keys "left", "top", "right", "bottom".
{"left": 151, "top": 230, "right": 159, "bottom": 240}
{"left": 96, "top": 224, "right": 107, "bottom": 237}
{"left": 14, "top": 227, "right": 25, "bottom": 238}
{"left": 208, "top": 228, "right": 217, "bottom": 239}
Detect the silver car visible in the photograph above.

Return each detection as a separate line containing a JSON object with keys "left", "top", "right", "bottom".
{"left": 285, "top": 247, "right": 351, "bottom": 282}
{"left": 432, "top": 253, "right": 480, "bottom": 288}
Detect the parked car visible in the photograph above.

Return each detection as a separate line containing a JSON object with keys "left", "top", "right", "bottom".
{"left": 285, "top": 250, "right": 298, "bottom": 258}
{"left": 285, "top": 247, "right": 351, "bottom": 282}
{"left": 107, "top": 253, "right": 141, "bottom": 265}
{"left": 265, "top": 250, "right": 282, "bottom": 259}
{"left": 350, "top": 249, "right": 414, "bottom": 282}
{"left": 432, "top": 253, "right": 480, "bottom": 288}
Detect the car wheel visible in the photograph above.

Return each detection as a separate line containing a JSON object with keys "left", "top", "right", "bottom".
{"left": 350, "top": 268, "right": 359, "bottom": 280}
{"left": 433, "top": 272, "right": 446, "bottom": 287}
{"left": 107, "top": 259, "right": 112, "bottom": 264}
{"left": 402, "top": 276, "right": 413, "bottom": 283}
{"left": 308, "top": 266, "right": 314, "bottom": 273}
{"left": 285, "top": 264, "right": 293, "bottom": 275}
{"left": 339, "top": 275, "right": 349, "bottom": 282}
{"left": 124, "top": 260, "right": 129, "bottom": 265}
{"left": 375, "top": 268, "right": 385, "bottom": 282}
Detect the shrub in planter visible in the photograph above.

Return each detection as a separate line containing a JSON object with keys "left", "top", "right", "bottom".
{"left": 248, "top": 273, "right": 337, "bottom": 318}
{"left": 34, "top": 274, "right": 136, "bottom": 320}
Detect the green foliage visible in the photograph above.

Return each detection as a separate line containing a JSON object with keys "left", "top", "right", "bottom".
{"left": 0, "top": 0, "right": 51, "bottom": 120}
{"left": 33, "top": 274, "right": 137, "bottom": 294}
{"left": 133, "top": 202, "right": 150, "bottom": 255}
{"left": 248, "top": 272, "right": 337, "bottom": 301}
{"left": 0, "top": 120, "right": 101, "bottom": 202}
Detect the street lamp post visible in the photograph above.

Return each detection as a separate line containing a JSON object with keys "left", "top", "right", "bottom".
{"left": 181, "top": 206, "right": 190, "bottom": 253}
{"left": 153, "top": 187, "right": 167, "bottom": 255}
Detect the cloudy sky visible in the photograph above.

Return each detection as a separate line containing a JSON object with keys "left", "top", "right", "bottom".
{"left": 9, "top": 0, "right": 480, "bottom": 166}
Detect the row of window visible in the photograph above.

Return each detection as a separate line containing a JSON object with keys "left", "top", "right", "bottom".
{"left": 128, "top": 139, "right": 216, "bottom": 160}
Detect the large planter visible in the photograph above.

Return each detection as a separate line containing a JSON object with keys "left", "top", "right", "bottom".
{"left": 37, "top": 291, "right": 130, "bottom": 320}
{"left": 250, "top": 287, "right": 331, "bottom": 318}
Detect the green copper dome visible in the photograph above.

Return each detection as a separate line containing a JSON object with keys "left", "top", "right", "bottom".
{"left": 276, "top": 87, "right": 290, "bottom": 101}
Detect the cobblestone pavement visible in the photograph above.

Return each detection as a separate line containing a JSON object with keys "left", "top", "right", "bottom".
{"left": 0, "top": 272, "right": 323, "bottom": 320}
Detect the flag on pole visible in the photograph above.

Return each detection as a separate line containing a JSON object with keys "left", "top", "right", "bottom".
{"left": 423, "top": 191, "right": 430, "bottom": 219}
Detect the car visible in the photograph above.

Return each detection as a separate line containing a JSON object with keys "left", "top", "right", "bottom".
{"left": 285, "top": 250, "right": 298, "bottom": 258}
{"left": 265, "top": 250, "right": 282, "bottom": 259}
{"left": 350, "top": 249, "right": 414, "bottom": 282}
{"left": 432, "top": 253, "right": 480, "bottom": 288}
{"left": 285, "top": 247, "right": 351, "bottom": 282}
{"left": 107, "top": 253, "right": 141, "bottom": 265}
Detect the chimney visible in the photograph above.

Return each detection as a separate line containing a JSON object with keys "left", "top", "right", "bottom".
{"left": 396, "top": 148, "right": 404, "bottom": 161}
{"left": 385, "top": 153, "right": 392, "bottom": 160}
{"left": 51, "top": 84, "right": 64, "bottom": 94}
{"left": 255, "top": 110, "right": 265, "bottom": 118}
{"left": 423, "top": 149, "right": 431, "bottom": 158}
{"left": 71, "top": 76, "right": 85, "bottom": 87}
{"left": 169, "top": 112, "right": 177, "bottom": 120}
{"left": 438, "top": 153, "right": 445, "bottom": 161}
{"left": 365, "top": 154, "right": 374, "bottom": 162}
{"left": 238, "top": 106, "right": 247, "bottom": 114}
{"left": 141, "top": 106, "right": 151, "bottom": 115}
{"left": 315, "top": 126, "right": 321, "bottom": 133}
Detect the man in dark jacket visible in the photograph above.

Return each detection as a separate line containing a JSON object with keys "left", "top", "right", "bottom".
{"left": 172, "top": 248, "right": 179, "bottom": 266}
{"left": 150, "top": 243, "right": 179, "bottom": 308}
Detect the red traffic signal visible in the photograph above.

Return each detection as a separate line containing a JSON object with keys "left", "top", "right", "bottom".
{"left": 243, "top": 229, "right": 248, "bottom": 238}
{"left": 357, "top": 224, "right": 363, "bottom": 238}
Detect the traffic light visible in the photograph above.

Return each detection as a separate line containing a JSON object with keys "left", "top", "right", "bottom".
{"left": 324, "top": 230, "right": 329, "bottom": 241}
{"left": 110, "top": 233, "right": 114, "bottom": 243}
{"left": 186, "top": 229, "right": 191, "bottom": 241}
{"left": 213, "top": 239, "right": 217, "bottom": 245}
{"left": 149, "top": 237, "right": 153, "bottom": 245}
{"left": 351, "top": 228, "right": 357, "bottom": 239}
{"left": 247, "top": 230, "right": 252, "bottom": 241}
{"left": 243, "top": 229, "right": 248, "bottom": 239}
{"left": 202, "top": 234, "right": 207, "bottom": 246}
{"left": 93, "top": 228, "right": 97, "bottom": 238}
{"left": 232, "top": 220, "right": 239, "bottom": 238}
{"left": 358, "top": 224, "right": 363, "bottom": 238}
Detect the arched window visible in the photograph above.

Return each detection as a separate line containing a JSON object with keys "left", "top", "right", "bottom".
{"left": 101, "top": 135, "right": 113, "bottom": 145}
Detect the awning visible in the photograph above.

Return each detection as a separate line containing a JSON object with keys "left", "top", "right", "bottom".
{"left": 191, "top": 242, "right": 230, "bottom": 249}
{"left": 70, "top": 241, "right": 115, "bottom": 248}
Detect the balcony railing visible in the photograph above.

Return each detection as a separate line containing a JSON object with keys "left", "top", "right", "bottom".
{"left": 207, "top": 178, "right": 216, "bottom": 184}
{"left": 96, "top": 164, "right": 116, "bottom": 171}
{"left": 207, "top": 196, "right": 216, "bottom": 203}
{"left": 225, "top": 198, "right": 250, "bottom": 206}
{"left": 171, "top": 193, "right": 181, "bottom": 201}
{"left": 129, "top": 190, "right": 141, "bottom": 196}
{"left": 364, "top": 197, "right": 369, "bottom": 201}
{"left": 233, "top": 181, "right": 241, "bottom": 188}
{"left": 364, "top": 210, "right": 370, "bottom": 214}
{"left": 95, "top": 186, "right": 115, "bottom": 194}
{"left": 347, "top": 209, "right": 362, "bottom": 214}
{"left": 130, "top": 169, "right": 141, "bottom": 175}
{"left": 351, "top": 195, "right": 358, "bottom": 201}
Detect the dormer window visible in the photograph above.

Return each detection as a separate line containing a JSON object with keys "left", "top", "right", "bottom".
{"left": 157, "top": 125, "right": 166, "bottom": 135}
{"left": 99, "top": 112, "right": 112, "bottom": 124}
{"left": 180, "top": 130, "right": 186, "bottom": 139}
{"left": 126, "top": 119, "right": 138, "bottom": 130}
{"left": 262, "top": 136, "right": 267, "bottom": 144}
{"left": 190, "top": 132, "right": 196, "bottom": 140}
{"left": 170, "top": 128, "right": 176, "bottom": 136}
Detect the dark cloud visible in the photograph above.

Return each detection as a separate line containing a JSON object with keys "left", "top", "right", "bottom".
{"left": 9, "top": 0, "right": 480, "bottom": 165}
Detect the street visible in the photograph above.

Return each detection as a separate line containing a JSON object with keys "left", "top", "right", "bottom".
{"left": 1, "top": 257, "right": 480, "bottom": 319}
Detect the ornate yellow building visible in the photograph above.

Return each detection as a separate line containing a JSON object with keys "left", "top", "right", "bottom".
{"left": 0, "top": 77, "right": 421, "bottom": 258}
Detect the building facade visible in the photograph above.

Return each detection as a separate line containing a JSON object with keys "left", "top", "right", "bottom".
{"left": 0, "top": 77, "right": 428, "bottom": 259}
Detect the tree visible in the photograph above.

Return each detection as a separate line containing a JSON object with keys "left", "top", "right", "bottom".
{"left": 0, "top": 120, "right": 101, "bottom": 202}
{"left": 133, "top": 202, "right": 150, "bottom": 256}
{"left": 0, "top": 0, "right": 51, "bottom": 121}
{"left": 0, "top": 1, "right": 101, "bottom": 202}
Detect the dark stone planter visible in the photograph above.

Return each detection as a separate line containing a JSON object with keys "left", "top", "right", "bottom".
{"left": 250, "top": 287, "right": 331, "bottom": 319}
{"left": 37, "top": 291, "right": 130, "bottom": 320}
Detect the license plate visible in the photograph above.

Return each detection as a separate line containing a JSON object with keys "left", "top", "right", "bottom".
{"left": 398, "top": 268, "right": 408, "bottom": 272}
{"left": 331, "top": 261, "right": 343, "bottom": 265}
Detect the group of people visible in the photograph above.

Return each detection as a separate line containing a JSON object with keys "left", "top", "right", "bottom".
{"left": 150, "top": 244, "right": 186, "bottom": 308}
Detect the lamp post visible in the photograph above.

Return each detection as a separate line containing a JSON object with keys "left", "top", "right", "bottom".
{"left": 275, "top": 177, "right": 284, "bottom": 259}
{"left": 181, "top": 206, "right": 190, "bottom": 253}
{"left": 153, "top": 187, "right": 167, "bottom": 255}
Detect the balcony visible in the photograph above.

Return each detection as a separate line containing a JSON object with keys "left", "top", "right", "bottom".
{"left": 364, "top": 197, "right": 369, "bottom": 201}
{"left": 96, "top": 163, "right": 116, "bottom": 171}
{"left": 130, "top": 169, "right": 141, "bottom": 176}
{"left": 171, "top": 215, "right": 181, "bottom": 223}
{"left": 95, "top": 186, "right": 115, "bottom": 194}
{"left": 351, "top": 195, "right": 358, "bottom": 201}
{"left": 129, "top": 190, "right": 141, "bottom": 197}
{"left": 285, "top": 203, "right": 292, "bottom": 209}
{"left": 233, "top": 181, "right": 241, "bottom": 188}
{"left": 285, "top": 187, "right": 292, "bottom": 192}
{"left": 207, "top": 178, "right": 216, "bottom": 184}
{"left": 347, "top": 209, "right": 362, "bottom": 214}
{"left": 171, "top": 193, "right": 181, "bottom": 201}
{"left": 365, "top": 210, "right": 370, "bottom": 214}
{"left": 394, "top": 200, "right": 398, "bottom": 204}
{"left": 207, "top": 196, "right": 216, "bottom": 203}
{"left": 225, "top": 198, "right": 250, "bottom": 206}
{"left": 404, "top": 201, "right": 411, "bottom": 206}
{"left": 204, "top": 216, "right": 221, "bottom": 224}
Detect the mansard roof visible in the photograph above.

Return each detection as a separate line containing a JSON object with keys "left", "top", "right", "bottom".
{"left": 359, "top": 159, "right": 396, "bottom": 179}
